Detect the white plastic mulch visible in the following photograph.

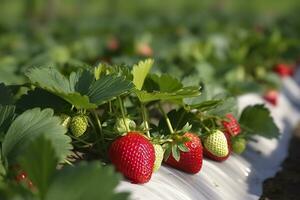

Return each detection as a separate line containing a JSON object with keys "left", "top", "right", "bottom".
{"left": 117, "top": 74, "right": 300, "bottom": 200}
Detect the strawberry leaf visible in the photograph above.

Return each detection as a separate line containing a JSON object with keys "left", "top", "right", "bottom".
{"left": 87, "top": 75, "right": 134, "bottom": 105}
{"left": 45, "top": 162, "right": 129, "bottom": 200}
{"left": 135, "top": 86, "right": 199, "bottom": 103}
{"left": 149, "top": 74, "right": 182, "bottom": 93}
{"left": 0, "top": 105, "right": 15, "bottom": 136}
{"left": 26, "top": 67, "right": 134, "bottom": 109}
{"left": 132, "top": 59, "right": 154, "bottom": 90}
{"left": 136, "top": 73, "right": 200, "bottom": 103}
{"left": 207, "top": 97, "right": 238, "bottom": 117}
{"left": 18, "top": 136, "right": 58, "bottom": 200}
{"left": 186, "top": 99, "right": 223, "bottom": 111}
{"left": 2, "top": 108, "right": 72, "bottom": 163}
{"left": 239, "top": 104, "right": 280, "bottom": 138}
{"left": 26, "top": 67, "right": 95, "bottom": 109}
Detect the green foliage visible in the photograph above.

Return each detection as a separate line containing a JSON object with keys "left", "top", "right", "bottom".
{"left": 239, "top": 104, "right": 280, "bottom": 138}
{"left": 7, "top": 136, "right": 129, "bottom": 200}
{"left": 26, "top": 68, "right": 94, "bottom": 109}
{"left": 45, "top": 162, "right": 129, "bottom": 200}
{"left": 135, "top": 87, "right": 200, "bottom": 103}
{"left": 87, "top": 75, "right": 134, "bottom": 105}
{"left": 136, "top": 74, "right": 200, "bottom": 103}
{"left": 26, "top": 68, "right": 134, "bottom": 109}
{"left": 0, "top": 105, "right": 15, "bottom": 136}
{"left": 132, "top": 59, "right": 154, "bottom": 90}
{"left": 2, "top": 108, "right": 72, "bottom": 163}
{"left": 19, "top": 136, "right": 58, "bottom": 200}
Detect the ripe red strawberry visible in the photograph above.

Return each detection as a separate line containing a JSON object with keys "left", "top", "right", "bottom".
{"left": 263, "top": 89, "right": 278, "bottom": 106}
{"left": 203, "top": 130, "right": 231, "bottom": 162}
{"left": 222, "top": 114, "right": 241, "bottom": 136}
{"left": 165, "top": 133, "right": 203, "bottom": 174}
{"left": 274, "top": 63, "right": 295, "bottom": 77}
{"left": 108, "top": 132, "right": 155, "bottom": 184}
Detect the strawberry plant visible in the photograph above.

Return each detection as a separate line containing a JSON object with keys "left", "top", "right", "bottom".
{"left": 0, "top": 58, "right": 280, "bottom": 198}
{"left": 1, "top": 1, "right": 296, "bottom": 197}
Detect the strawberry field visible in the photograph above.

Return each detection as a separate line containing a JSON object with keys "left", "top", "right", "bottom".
{"left": 1, "top": 1, "right": 300, "bottom": 200}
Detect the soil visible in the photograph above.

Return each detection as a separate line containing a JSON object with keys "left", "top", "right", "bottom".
{"left": 260, "top": 123, "right": 300, "bottom": 200}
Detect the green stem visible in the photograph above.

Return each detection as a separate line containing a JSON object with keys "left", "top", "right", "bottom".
{"left": 117, "top": 96, "right": 129, "bottom": 132}
{"left": 69, "top": 134, "right": 91, "bottom": 146}
{"left": 92, "top": 111, "right": 104, "bottom": 151}
{"left": 93, "top": 110, "right": 106, "bottom": 155}
{"left": 158, "top": 103, "right": 174, "bottom": 134}
{"left": 141, "top": 103, "right": 150, "bottom": 138}
{"left": 109, "top": 101, "right": 112, "bottom": 113}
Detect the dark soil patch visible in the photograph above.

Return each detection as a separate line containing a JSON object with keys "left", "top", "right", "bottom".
{"left": 260, "top": 123, "right": 300, "bottom": 200}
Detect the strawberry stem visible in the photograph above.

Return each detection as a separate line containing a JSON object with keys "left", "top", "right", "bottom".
{"left": 141, "top": 103, "right": 150, "bottom": 138}
{"left": 92, "top": 110, "right": 104, "bottom": 154}
{"left": 158, "top": 103, "right": 174, "bottom": 134}
{"left": 109, "top": 100, "right": 112, "bottom": 113}
{"left": 117, "top": 96, "right": 129, "bottom": 132}
{"left": 68, "top": 134, "right": 91, "bottom": 145}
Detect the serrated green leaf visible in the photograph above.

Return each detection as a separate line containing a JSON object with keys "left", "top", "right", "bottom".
{"left": 186, "top": 99, "right": 223, "bottom": 111}
{"left": 45, "top": 162, "right": 129, "bottom": 200}
{"left": 59, "top": 92, "right": 96, "bottom": 109}
{"left": 239, "top": 104, "right": 280, "bottom": 138}
{"left": 26, "top": 68, "right": 78, "bottom": 94}
{"left": 150, "top": 74, "right": 182, "bottom": 92}
{"left": 19, "top": 136, "right": 58, "bottom": 200}
{"left": 2, "top": 108, "right": 72, "bottom": 163}
{"left": 135, "top": 86, "right": 199, "bottom": 103}
{"left": 26, "top": 67, "right": 96, "bottom": 109}
{"left": 207, "top": 97, "right": 238, "bottom": 117}
{"left": 75, "top": 70, "right": 95, "bottom": 95}
{"left": 132, "top": 59, "right": 154, "bottom": 90}
{"left": 87, "top": 75, "right": 134, "bottom": 105}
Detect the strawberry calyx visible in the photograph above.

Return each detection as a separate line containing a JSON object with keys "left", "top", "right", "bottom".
{"left": 163, "top": 131, "right": 192, "bottom": 162}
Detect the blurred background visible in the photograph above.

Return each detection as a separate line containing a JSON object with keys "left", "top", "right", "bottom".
{"left": 1, "top": 0, "right": 300, "bottom": 93}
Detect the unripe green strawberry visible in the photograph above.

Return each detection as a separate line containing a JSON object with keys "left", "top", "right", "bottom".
{"left": 203, "top": 130, "right": 230, "bottom": 161}
{"left": 232, "top": 137, "right": 246, "bottom": 154}
{"left": 70, "top": 115, "right": 88, "bottom": 137}
{"left": 60, "top": 114, "right": 71, "bottom": 128}
{"left": 114, "top": 118, "right": 136, "bottom": 133}
{"left": 153, "top": 144, "right": 164, "bottom": 172}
